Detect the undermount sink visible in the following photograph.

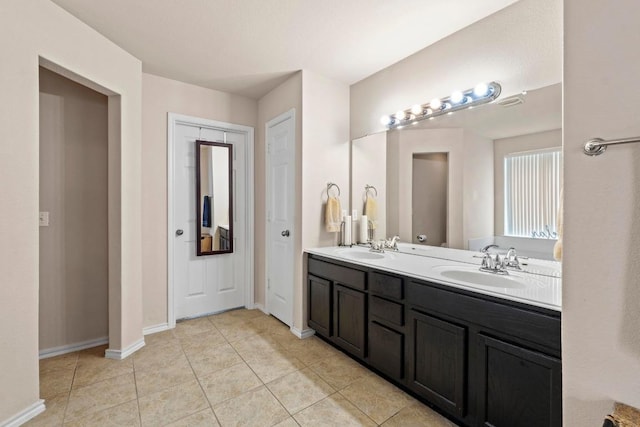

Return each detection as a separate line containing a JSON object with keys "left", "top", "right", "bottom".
{"left": 432, "top": 265, "right": 544, "bottom": 289}
{"left": 335, "top": 249, "right": 386, "bottom": 260}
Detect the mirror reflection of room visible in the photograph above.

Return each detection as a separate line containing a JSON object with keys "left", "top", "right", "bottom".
{"left": 197, "top": 141, "right": 232, "bottom": 255}
{"left": 352, "top": 83, "right": 562, "bottom": 260}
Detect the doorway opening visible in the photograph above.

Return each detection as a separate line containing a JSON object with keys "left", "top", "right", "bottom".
{"left": 412, "top": 152, "right": 449, "bottom": 247}
{"left": 38, "top": 67, "right": 109, "bottom": 358}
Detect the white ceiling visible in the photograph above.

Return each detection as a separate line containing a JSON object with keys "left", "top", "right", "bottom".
{"left": 50, "top": 0, "right": 519, "bottom": 99}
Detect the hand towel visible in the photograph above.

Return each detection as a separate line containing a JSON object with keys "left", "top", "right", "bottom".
{"left": 553, "top": 189, "right": 563, "bottom": 261}
{"left": 365, "top": 196, "right": 378, "bottom": 229}
{"left": 325, "top": 196, "right": 342, "bottom": 232}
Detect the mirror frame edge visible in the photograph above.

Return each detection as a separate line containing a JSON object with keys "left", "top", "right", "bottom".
{"left": 195, "top": 139, "right": 234, "bottom": 256}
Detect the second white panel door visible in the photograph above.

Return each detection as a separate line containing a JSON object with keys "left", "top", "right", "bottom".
{"left": 266, "top": 110, "right": 295, "bottom": 326}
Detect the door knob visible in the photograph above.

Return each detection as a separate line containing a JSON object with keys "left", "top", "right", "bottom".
{"left": 281, "top": 230, "right": 290, "bottom": 237}
{"left": 176, "top": 229, "right": 184, "bottom": 236}
{"left": 416, "top": 234, "right": 427, "bottom": 242}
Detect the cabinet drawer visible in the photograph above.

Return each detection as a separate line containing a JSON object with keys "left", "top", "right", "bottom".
{"left": 309, "top": 257, "right": 366, "bottom": 290}
{"left": 370, "top": 271, "right": 403, "bottom": 299}
{"left": 370, "top": 295, "right": 404, "bottom": 327}
{"left": 369, "top": 321, "right": 404, "bottom": 380}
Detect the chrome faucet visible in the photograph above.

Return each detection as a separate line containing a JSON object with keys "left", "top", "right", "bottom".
{"left": 479, "top": 244, "right": 509, "bottom": 275}
{"left": 370, "top": 240, "right": 386, "bottom": 253}
{"left": 385, "top": 235, "right": 400, "bottom": 251}
{"left": 481, "top": 244, "right": 499, "bottom": 253}
{"left": 503, "top": 247, "right": 522, "bottom": 270}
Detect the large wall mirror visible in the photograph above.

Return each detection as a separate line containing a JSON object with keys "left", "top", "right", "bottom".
{"left": 352, "top": 83, "right": 562, "bottom": 259}
{"left": 196, "top": 140, "right": 233, "bottom": 256}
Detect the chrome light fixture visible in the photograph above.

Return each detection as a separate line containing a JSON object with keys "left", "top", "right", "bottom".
{"left": 380, "top": 81, "right": 501, "bottom": 129}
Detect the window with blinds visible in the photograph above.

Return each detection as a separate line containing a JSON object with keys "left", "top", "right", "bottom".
{"left": 504, "top": 148, "right": 562, "bottom": 238}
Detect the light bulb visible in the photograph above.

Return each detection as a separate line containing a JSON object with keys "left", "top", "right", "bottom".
{"left": 380, "top": 115, "right": 392, "bottom": 126}
{"left": 409, "top": 114, "right": 416, "bottom": 121}
{"left": 443, "top": 102, "right": 451, "bottom": 110}
{"left": 451, "top": 91, "right": 464, "bottom": 104}
{"left": 411, "top": 105, "right": 423, "bottom": 115}
{"left": 395, "top": 111, "right": 405, "bottom": 121}
{"left": 474, "top": 82, "right": 489, "bottom": 97}
{"left": 430, "top": 98, "right": 442, "bottom": 110}
{"left": 425, "top": 108, "right": 433, "bottom": 115}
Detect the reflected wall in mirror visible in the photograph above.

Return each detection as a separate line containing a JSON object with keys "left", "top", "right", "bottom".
{"left": 196, "top": 140, "right": 233, "bottom": 256}
{"left": 351, "top": 83, "right": 562, "bottom": 259}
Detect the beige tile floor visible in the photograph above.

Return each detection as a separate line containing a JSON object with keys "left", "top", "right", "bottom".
{"left": 27, "top": 309, "right": 456, "bottom": 426}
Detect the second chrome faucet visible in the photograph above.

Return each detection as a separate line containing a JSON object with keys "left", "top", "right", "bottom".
{"left": 480, "top": 246, "right": 521, "bottom": 275}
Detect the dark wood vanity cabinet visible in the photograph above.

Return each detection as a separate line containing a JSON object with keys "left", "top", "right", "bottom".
{"left": 407, "top": 309, "right": 467, "bottom": 418}
{"left": 368, "top": 271, "right": 406, "bottom": 381}
{"left": 333, "top": 284, "right": 366, "bottom": 359}
{"left": 476, "top": 335, "right": 562, "bottom": 427}
{"left": 307, "top": 275, "right": 331, "bottom": 337}
{"left": 307, "top": 257, "right": 367, "bottom": 360}
{"left": 306, "top": 254, "right": 562, "bottom": 427}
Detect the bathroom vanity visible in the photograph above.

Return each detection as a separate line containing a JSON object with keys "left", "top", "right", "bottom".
{"left": 306, "top": 245, "right": 561, "bottom": 427}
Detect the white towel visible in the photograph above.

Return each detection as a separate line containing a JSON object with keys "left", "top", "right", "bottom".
{"left": 365, "top": 197, "right": 378, "bottom": 229}
{"left": 325, "top": 196, "right": 342, "bottom": 232}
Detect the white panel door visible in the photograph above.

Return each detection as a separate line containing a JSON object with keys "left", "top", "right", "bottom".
{"left": 266, "top": 110, "right": 295, "bottom": 326}
{"left": 173, "top": 124, "right": 245, "bottom": 319}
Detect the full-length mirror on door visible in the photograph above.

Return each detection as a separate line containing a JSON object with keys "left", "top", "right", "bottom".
{"left": 196, "top": 140, "right": 233, "bottom": 255}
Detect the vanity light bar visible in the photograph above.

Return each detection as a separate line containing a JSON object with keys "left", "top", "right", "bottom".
{"left": 381, "top": 81, "right": 502, "bottom": 129}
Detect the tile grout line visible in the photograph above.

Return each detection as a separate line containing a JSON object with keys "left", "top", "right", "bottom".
{"left": 132, "top": 354, "right": 143, "bottom": 427}
{"left": 59, "top": 351, "right": 80, "bottom": 425}
{"left": 185, "top": 317, "right": 227, "bottom": 426}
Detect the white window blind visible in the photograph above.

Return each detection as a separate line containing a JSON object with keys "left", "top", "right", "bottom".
{"left": 504, "top": 148, "right": 562, "bottom": 238}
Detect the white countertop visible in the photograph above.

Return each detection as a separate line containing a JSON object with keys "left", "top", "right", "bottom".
{"left": 305, "top": 243, "right": 562, "bottom": 312}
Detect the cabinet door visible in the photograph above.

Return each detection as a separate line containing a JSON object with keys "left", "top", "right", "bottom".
{"left": 333, "top": 284, "right": 366, "bottom": 359}
{"left": 476, "top": 334, "right": 562, "bottom": 427}
{"left": 408, "top": 309, "right": 467, "bottom": 418}
{"left": 369, "top": 321, "right": 404, "bottom": 381}
{"left": 308, "top": 275, "right": 331, "bottom": 337}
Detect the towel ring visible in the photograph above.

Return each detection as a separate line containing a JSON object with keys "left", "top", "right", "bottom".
{"left": 327, "top": 182, "right": 341, "bottom": 197}
{"left": 365, "top": 184, "right": 378, "bottom": 197}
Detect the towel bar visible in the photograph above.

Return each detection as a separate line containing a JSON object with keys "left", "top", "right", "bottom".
{"left": 365, "top": 184, "right": 378, "bottom": 197}
{"left": 584, "top": 136, "right": 640, "bottom": 156}
{"left": 327, "top": 182, "right": 341, "bottom": 197}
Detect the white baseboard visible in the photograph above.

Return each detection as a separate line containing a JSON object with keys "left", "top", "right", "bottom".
{"left": 39, "top": 337, "right": 109, "bottom": 359}
{"left": 105, "top": 338, "right": 145, "bottom": 360}
{"left": 2, "top": 399, "right": 45, "bottom": 427}
{"left": 290, "top": 326, "right": 315, "bottom": 339}
{"left": 143, "top": 323, "right": 170, "bottom": 335}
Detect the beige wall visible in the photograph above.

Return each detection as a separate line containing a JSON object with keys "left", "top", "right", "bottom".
{"left": 256, "top": 72, "right": 303, "bottom": 308}
{"left": 494, "top": 129, "right": 561, "bottom": 236}
{"left": 388, "top": 128, "right": 493, "bottom": 249}
{"left": 39, "top": 68, "right": 109, "bottom": 352}
{"left": 141, "top": 73, "right": 257, "bottom": 328}
{"left": 350, "top": 0, "right": 561, "bottom": 139}
{"left": 352, "top": 133, "right": 387, "bottom": 240}
{"left": 0, "top": 0, "right": 142, "bottom": 422}
{"left": 300, "top": 70, "right": 350, "bottom": 329}
{"left": 462, "top": 131, "right": 495, "bottom": 245}
{"left": 563, "top": 0, "right": 640, "bottom": 424}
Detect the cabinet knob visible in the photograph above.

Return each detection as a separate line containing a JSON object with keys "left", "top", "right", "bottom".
{"left": 176, "top": 229, "right": 184, "bottom": 236}
{"left": 281, "top": 230, "right": 290, "bottom": 237}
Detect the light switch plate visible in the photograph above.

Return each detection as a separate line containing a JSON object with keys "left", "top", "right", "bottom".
{"left": 39, "top": 212, "right": 50, "bottom": 227}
